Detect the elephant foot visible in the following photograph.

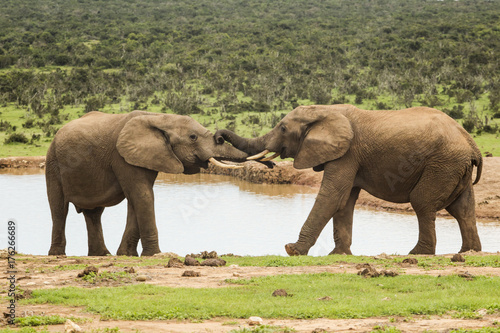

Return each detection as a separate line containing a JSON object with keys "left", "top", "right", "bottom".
{"left": 48, "top": 246, "right": 66, "bottom": 256}
{"left": 140, "top": 247, "right": 161, "bottom": 257}
{"left": 409, "top": 243, "right": 435, "bottom": 255}
{"left": 329, "top": 247, "right": 352, "bottom": 255}
{"left": 88, "top": 248, "right": 111, "bottom": 256}
{"left": 459, "top": 243, "right": 481, "bottom": 253}
{"left": 117, "top": 247, "right": 139, "bottom": 257}
{"left": 285, "top": 243, "right": 309, "bottom": 256}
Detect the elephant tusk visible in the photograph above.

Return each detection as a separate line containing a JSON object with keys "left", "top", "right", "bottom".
{"left": 260, "top": 152, "right": 280, "bottom": 161}
{"left": 247, "top": 150, "right": 270, "bottom": 160}
{"left": 209, "top": 157, "right": 244, "bottom": 169}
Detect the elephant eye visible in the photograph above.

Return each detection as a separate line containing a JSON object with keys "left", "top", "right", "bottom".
{"left": 189, "top": 134, "right": 198, "bottom": 141}
{"left": 280, "top": 125, "right": 286, "bottom": 133}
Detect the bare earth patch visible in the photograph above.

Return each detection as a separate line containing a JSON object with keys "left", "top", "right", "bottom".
{"left": 2, "top": 253, "right": 500, "bottom": 332}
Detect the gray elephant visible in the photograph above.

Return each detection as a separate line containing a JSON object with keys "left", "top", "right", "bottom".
{"left": 46, "top": 111, "right": 247, "bottom": 256}
{"left": 216, "top": 104, "right": 483, "bottom": 255}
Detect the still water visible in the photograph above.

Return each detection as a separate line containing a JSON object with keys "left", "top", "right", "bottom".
{"left": 1, "top": 169, "right": 499, "bottom": 256}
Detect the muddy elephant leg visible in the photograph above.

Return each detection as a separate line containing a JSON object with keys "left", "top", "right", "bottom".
{"left": 116, "top": 201, "right": 140, "bottom": 256}
{"left": 47, "top": 177, "right": 69, "bottom": 255}
{"left": 408, "top": 167, "right": 462, "bottom": 255}
{"left": 329, "top": 187, "right": 361, "bottom": 255}
{"left": 83, "top": 207, "right": 111, "bottom": 256}
{"left": 285, "top": 160, "right": 358, "bottom": 256}
{"left": 126, "top": 187, "right": 161, "bottom": 256}
{"left": 445, "top": 185, "right": 481, "bottom": 253}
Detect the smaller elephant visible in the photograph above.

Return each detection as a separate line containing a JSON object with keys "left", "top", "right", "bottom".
{"left": 46, "top": 111, "right": 247, "bottom": 256}
{"left": 216, "top": 104, "right": 483, "bottom": 255}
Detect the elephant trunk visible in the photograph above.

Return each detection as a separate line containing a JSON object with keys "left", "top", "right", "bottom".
{"left": 210, "top": 139, "right": 249, "bottom": 163}
{"left": 214, "top": 129, "right": 269, "bottom": 156}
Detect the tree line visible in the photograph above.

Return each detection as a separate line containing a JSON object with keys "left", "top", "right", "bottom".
{"left": 0, "top": 0, "right": 499, "bottom": 137}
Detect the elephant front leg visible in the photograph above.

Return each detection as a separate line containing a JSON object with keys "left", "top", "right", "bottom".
{"left": 329, "top": 187, "right": 361, "bottom": 255}
{"left": 128, "top": 189, "right": 161, "bottom": 256}
{"left": 285, "top": 161, "right": 357, "bottom": 256}
{"left": 117, "top": 201, "right": 140, "bottom": 256}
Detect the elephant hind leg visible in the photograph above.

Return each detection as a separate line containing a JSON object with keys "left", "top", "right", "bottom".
{"left": 408, "top": 167, "right": 458, "bottom": 255}
{"left": 82, "top": 207, "right": 111, "bottom": 256}
{"left": 47, "top": 173, "right": 69, "bottom": 256}
{"left": 329, "top": 187, "right": 361, "bottom": 255}
{"left": 445, "top": 185, "right": 481, "bottom": 253}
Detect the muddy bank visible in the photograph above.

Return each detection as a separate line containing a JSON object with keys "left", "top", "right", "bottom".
{"left": 0, "top": 156, "right": 46, "bottom": 168}
{"left": 205, "top": 158, "right": 500, "bottom": 221}
{"left": 2, "top": 155, "right": 499, "bottom": 220}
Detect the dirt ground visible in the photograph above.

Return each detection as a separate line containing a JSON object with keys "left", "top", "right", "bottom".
{"left": 1, "top": 156, "right": 500, "bottom": 332}
{"left": 1, "top": 253, "right": 500, "bottom": 333}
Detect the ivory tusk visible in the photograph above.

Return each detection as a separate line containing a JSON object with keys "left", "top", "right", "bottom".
{"left": 209, "top": 157, "right": 244, "bottom": 169}
{"left": 247, "top": 150, "right": 270, "bottom": 160}
{"left": 260, "top": 152, "right": 280, "bottom": 161}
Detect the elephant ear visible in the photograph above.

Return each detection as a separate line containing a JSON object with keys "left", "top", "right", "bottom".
{"left": 116, "top": 115, "right": 184, "bottom": 174}
{"left": 294, "top": 112, "right": 354, "bottom": 169}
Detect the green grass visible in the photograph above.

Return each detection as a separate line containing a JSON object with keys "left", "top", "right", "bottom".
{"left": 14, "top": 315, "right": 67, "bottom": 327}
{"left": 22, "top": 273, "right": 500, "bottom": 321}
{"left": 222, "top": 254, "right": 500, "bottom": 269}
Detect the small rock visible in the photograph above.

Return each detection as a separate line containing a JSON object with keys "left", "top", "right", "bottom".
{"left": 64, "top": 319, "right": 83, "bottom": 333}
{"left": 229, "top": 264, "right": 239, "bottom": 268}
{"left": 77, "top": 265, "right": 98, "bottom": 278}
{"left": 374, "top": 252, "right": 392, "bottom": 260}
{"left": 248, "top": 316, "right": 263, "bottom": 326}
{"left": 272, "top": 289, "right": 290, "bottom": 297}
{"left": 380, "top": 270, "right": 399, "bottom": 277}
{"left": 201, "top": 258, "right": 226, "bottom": 267}
{"left": 15, "top": 289, "right": 32, "bottom": 300}
{"left": 317, "top": 296, "right": 332, "bottom": 301}
{"left": 182, "top": 270, "right": 201, "bottom": 277}
{"left": 232, "top": 272, "right": 242, "bottom": 277}
{"left": 25, "top": 282, "right": 36, "bottom": 286}
{"left": 402, "top": 258, "right": 418, "bottom": 265}
{"left": 201, "top": 250, "right": 218, "bottom": 259}
{"left": 153, "top": 252, "right": 180, "bottom": 258}
{"left": 167, "top": 258, "right": 184, "bottom": 268}
{"left": 355, "top": 263, "right": 372, "bottom": 270}
{"left": 458, "top": 271, "right": 475, "bottom": 280}
{"left": 451, "top": 254, "right": 465, "bottom": 262}
{"left": 357, "top": 264, "right": 380, "bottom": 278}
{"left": 476, "top": 308, "right": 488, "bottom": 316}
{"left": 184, "top": 256, "right": 201, "bottom": 266}
{"left": 136, "top": 275, "right": 148, "bottom": 282}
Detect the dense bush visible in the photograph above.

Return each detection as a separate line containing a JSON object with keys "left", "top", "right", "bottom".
{"left": 4, "top": 133, "right": 29, "bottom": 144}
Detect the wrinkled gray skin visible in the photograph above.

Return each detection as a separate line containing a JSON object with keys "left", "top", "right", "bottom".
{"left": 47, "top": 111, "right": 248, "bottom": 256}
{"left": 216, "top": 104, "right": 483, "bottom": 255}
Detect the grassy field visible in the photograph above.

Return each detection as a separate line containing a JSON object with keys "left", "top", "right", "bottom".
{"left": 21, "top": 273, "right": 500, "bottom": 321}
{"left": 1, "top": 98, "right": 499, "bottom": 158}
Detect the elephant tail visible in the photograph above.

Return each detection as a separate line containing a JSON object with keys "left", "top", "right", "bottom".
{"left": 472, "top": 154, "right": 482, "bottom": 185}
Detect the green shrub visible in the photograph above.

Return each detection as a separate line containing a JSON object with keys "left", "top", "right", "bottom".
{"left": 4, "top": 133, "right": 29, "bottom": 144}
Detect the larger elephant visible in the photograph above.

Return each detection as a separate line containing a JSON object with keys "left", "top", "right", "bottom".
{"left": 216, "top": 104, "right": 483, "bottom": 255}
{"left": 46, "top": 111, "right": 247, "bottom": 256}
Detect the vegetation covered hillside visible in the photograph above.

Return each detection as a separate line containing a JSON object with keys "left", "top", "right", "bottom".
{"left": 0, "top": 0, "right": 499, "bottom": 156}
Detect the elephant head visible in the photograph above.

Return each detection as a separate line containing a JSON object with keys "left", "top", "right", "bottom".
{"left": 117, "top": 112, "right": 248, "bottom": 174}
{"left": 215, "top": 105, "right": 354, "bottom": 170}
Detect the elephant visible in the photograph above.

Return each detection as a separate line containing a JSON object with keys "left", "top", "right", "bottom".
{"left": 46, "top": 110, "right": 248, "bottom": 256}
{"left": 215, "top": 104, "right": 483, "bottom": 255}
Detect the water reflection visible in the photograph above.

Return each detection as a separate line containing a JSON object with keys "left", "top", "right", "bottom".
{"left": 1, "top": 169, "right": 499, "bottom": 256}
